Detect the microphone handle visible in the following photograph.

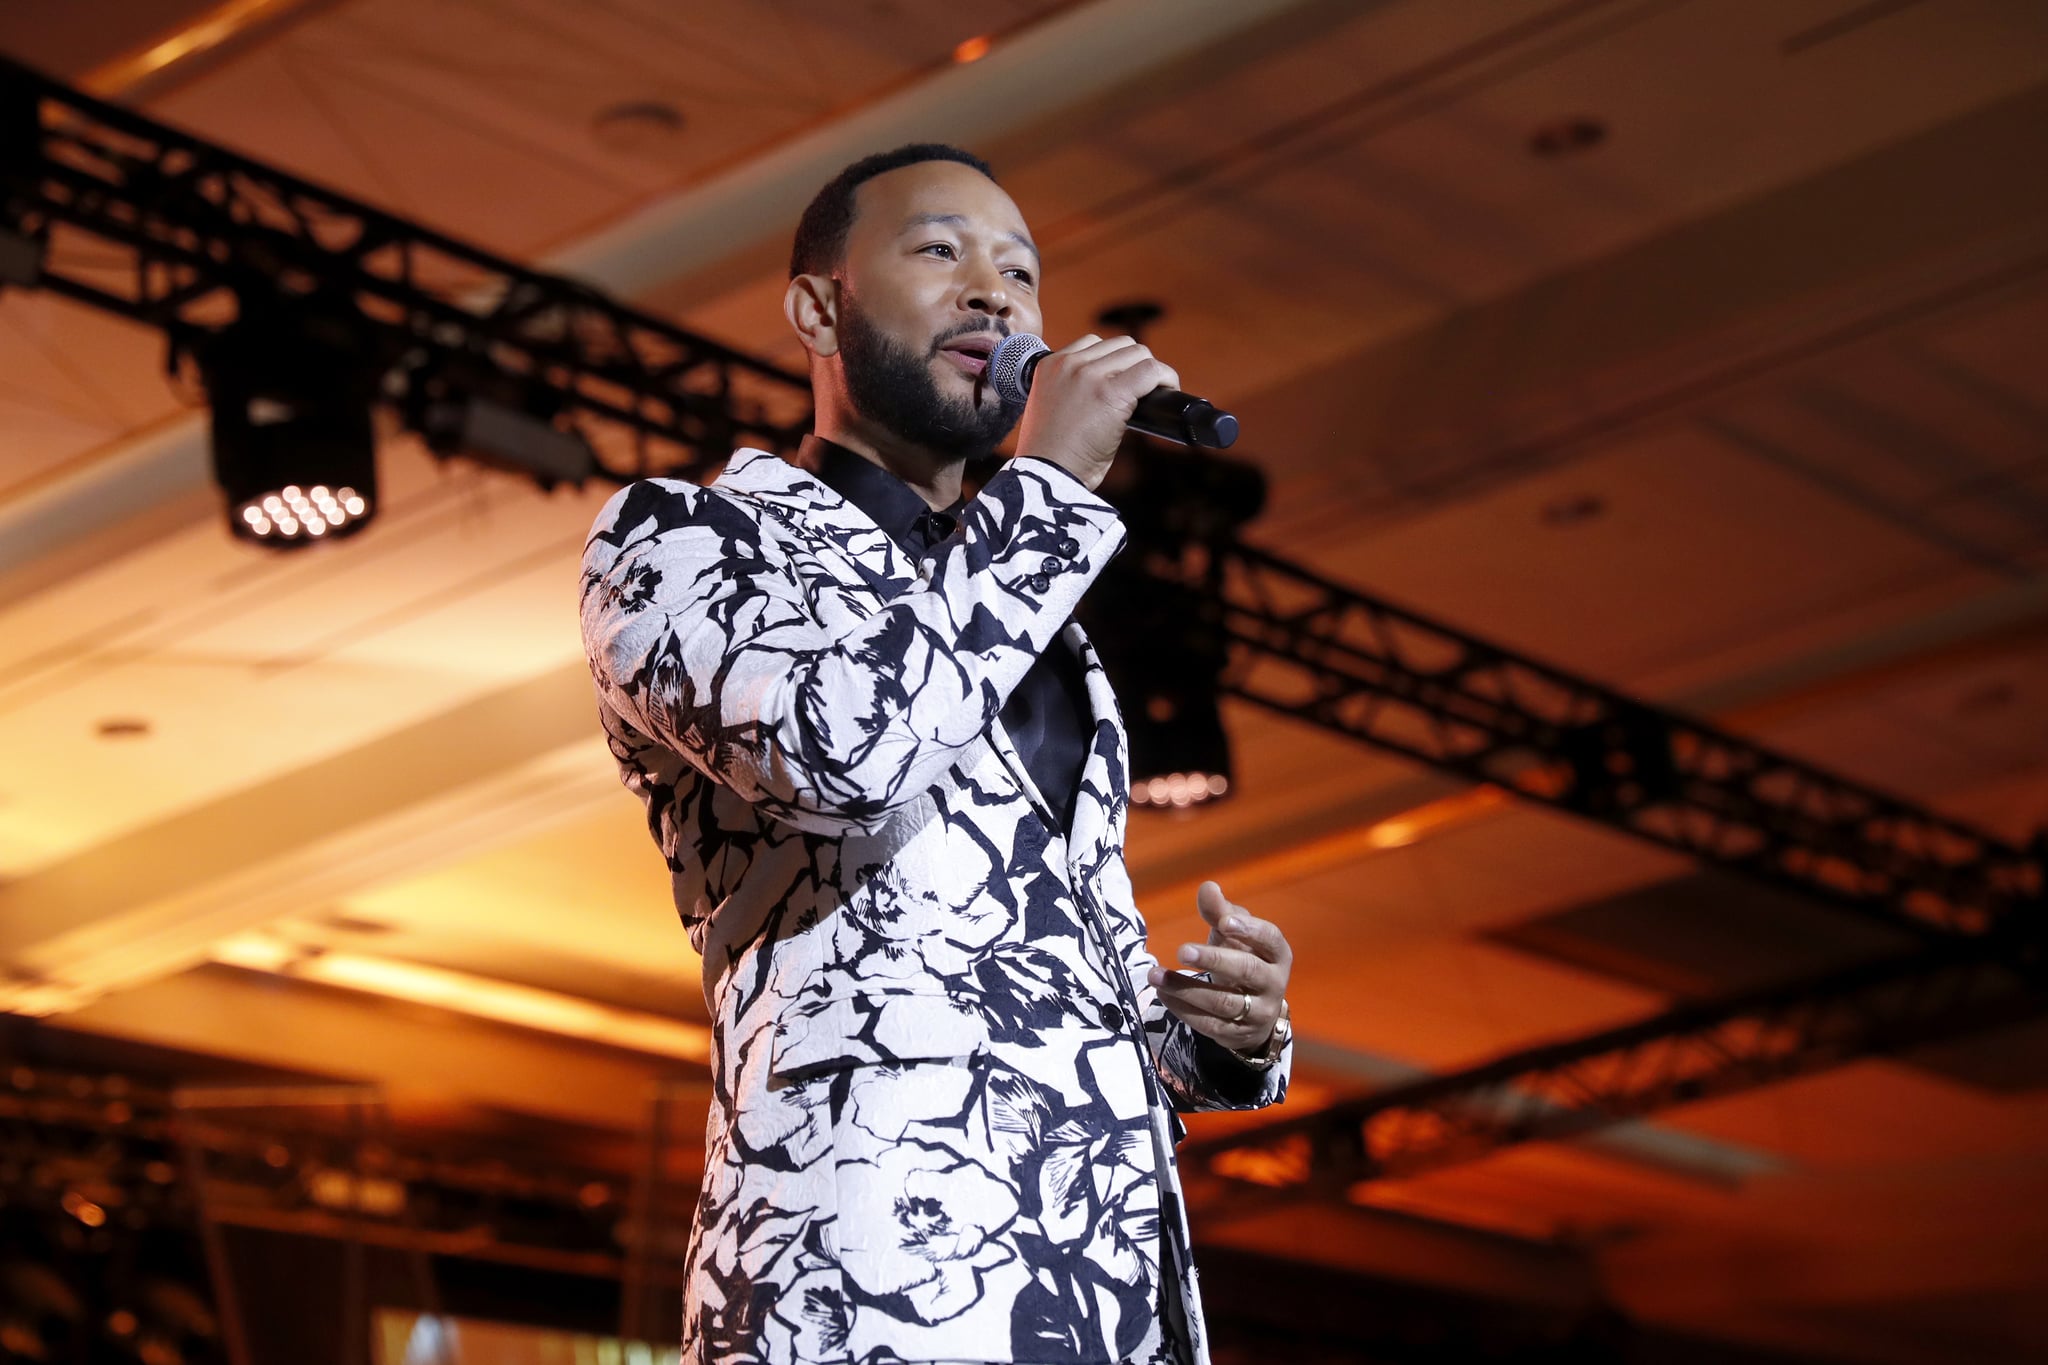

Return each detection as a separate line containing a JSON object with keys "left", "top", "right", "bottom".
{"left": 1017, "top": 350, "right": 1239, "bottom": 449}
{"left": 1131, "top": 388, "right": 1238, "bottom": 449}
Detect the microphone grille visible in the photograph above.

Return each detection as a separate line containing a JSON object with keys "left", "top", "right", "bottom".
{"left": 988, "top": 333, "right": 1048, "bottom": 406}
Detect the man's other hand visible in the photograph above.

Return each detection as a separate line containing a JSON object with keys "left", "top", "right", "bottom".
{"left": 1147, "top": 880, "right": 1292, "bottom": 1055}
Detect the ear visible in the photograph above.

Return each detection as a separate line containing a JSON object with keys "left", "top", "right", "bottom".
{"left": 784, "top": 273, "right": 840, "bottom": 359}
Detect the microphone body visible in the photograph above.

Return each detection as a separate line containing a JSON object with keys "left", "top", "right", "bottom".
{"left": 988, "top": 334, "right": 1238, "bottom": 449}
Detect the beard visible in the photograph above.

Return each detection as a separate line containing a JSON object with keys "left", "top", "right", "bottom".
{"left": 837, "top": 294, "right": 1021, "bottom": 461}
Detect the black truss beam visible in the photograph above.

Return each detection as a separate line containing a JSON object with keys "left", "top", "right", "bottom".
{"left": 1186, "top": 540, "right": 2044, "bottom": 943}
{"left": 1187, "top": 928, "right": 2048, "bottom": 1192}
{"left": 0, "top": 57, "right": 811, "bottom": 481}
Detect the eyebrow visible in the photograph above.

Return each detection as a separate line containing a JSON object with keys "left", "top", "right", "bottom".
{"left": 900, "top": 212, "right": 1040, "bottom": 263}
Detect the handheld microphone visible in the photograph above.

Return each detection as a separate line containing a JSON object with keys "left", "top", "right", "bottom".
{"left": 988, "top": 333, "right": 1238, "bottom": 449}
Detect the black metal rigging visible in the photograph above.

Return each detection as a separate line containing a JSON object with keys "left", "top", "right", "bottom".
{"left": 0, "top": 56, "right": 810, "bottom": 482}
{"left": 1186, "top": 929, "right": 2046, "bottom": 1196}
{"left": 1183, "top": 540, "right": 2042, "bottom": 944}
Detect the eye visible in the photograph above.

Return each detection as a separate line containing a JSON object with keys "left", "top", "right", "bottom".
{"left": 920, "top": 242, "right": 958, "bottom": 260}
{"left": 1004, "top": 267, "right": 1035, "bottom": 286}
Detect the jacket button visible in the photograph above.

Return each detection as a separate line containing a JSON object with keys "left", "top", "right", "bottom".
{"left": 1030, "top": 573, "right": 1052, "bottom": 592}
{"left": 1099, "top": 1001, "right": 1125, "bottom": 1031}
{"left": 1056, "top": 536, "right": 1080, "bottom": 557}
{"left": 1041, "top": 555, "right": 1062, "bottom": 574}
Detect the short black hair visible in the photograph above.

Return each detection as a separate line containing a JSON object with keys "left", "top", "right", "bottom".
{"left": 789, "top": 143, "right": 997, "bottom": 280}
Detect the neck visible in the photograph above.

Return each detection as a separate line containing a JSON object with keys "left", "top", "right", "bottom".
{"left": 814, "top": 412, "right": 965, "bottom": 509}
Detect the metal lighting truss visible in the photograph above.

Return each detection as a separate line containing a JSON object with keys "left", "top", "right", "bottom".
{"left": 0, "top": 57, "right": 810, "bottom": 480}
{"left": 1184, "top": 932, "right": 2046, "bottom": 1194}
{"left": 1182, "top": 541, "right": 2042, "bottom": 942}
{"left": 4, "top": 63, "right": 2042, "bottom": 1189}
{"left": 1152, "top": 540, "right": 2045, "bottom": 1194}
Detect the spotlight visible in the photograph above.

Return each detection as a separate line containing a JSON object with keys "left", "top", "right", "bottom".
{"left": 1085, "top": 570, "right": 1236, "bottom": 811}
{"left": 199, "top": 304, "right": 382, "bottom": 549}
{"left": 1122, "top": 667, "right": 1234, "bottom": 810}
{"left": 1080, "top": 428, "right": 1267, "bottom": 812}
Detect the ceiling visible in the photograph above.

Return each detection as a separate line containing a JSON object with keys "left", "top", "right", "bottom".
{"left": 3, "top": 0, "right": 2048, "bottom": 1360}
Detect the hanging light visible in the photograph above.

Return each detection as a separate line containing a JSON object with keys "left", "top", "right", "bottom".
{"left": 199, "top": 302, "right": 382, "bottom": 549}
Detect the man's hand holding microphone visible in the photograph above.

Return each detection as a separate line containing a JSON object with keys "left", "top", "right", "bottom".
{"left": 997, "top": 331, "right": 1238, "bottom": 491}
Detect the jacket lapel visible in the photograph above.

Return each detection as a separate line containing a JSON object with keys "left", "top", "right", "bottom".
{"left": 1060, "top": 622, "right": 1128, "bottom": 872}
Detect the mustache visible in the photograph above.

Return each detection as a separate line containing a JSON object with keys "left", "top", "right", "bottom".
{"left": 927, "top": 319, "right": 1011, "bottom": 355}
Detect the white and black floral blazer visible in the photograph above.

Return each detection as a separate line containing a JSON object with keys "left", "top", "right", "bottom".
{"left": 580, "top": 448, "right": 1290, "bottom": 1365}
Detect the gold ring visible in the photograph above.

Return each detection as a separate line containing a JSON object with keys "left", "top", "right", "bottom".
{"left": 1229, "top": 991, "right": 1251, "bottom": 1024}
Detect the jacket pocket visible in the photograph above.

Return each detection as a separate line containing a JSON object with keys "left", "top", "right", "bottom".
{"left": 769, "top": 989, "right": 990, "bottom": 1079}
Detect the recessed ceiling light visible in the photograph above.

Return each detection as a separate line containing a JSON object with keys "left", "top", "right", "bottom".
{"left": 95, "top": 718, "right": 151, "bottom": 739}
{"left": 591, "top": 100, "right": 686, "bottom": 156}
{"left": 1540, "top": 493, "right": 1606, "bottom": 527}
{"left": 953, "top": 35, "right": 993, "bottom": 64}
{"left": 1531, "top": 117, "right": 1607, "bottom": 158}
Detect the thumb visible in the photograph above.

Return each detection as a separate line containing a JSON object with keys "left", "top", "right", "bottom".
{"left": 1197, "top": 881, "right": 1230, "bottom": 944}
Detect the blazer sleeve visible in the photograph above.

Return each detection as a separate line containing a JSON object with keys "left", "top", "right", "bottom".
{"left": 1096, "top": 858, "right": 1292, "bottom": 1115}
{"left": 581, "top": 458, "right": 1126, "bottom": 837}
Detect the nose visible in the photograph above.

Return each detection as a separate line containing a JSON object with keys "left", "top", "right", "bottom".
{"left": 959, "top": 264, "right": 1012, "bottom": 320}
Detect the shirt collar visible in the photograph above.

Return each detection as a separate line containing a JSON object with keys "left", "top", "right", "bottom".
{"left": 801, "top": 435, "right": 966, "bottom": 556}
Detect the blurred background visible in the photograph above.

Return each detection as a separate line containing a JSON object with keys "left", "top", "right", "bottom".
{"left": 2, "top": 1, "right": 2046, "bottom": 1362}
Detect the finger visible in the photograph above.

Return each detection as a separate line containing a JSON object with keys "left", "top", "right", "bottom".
{"left": 1075, "top": 345, "right": 1168, "bottom": 388}
{"left": 1061, "top": 334, "right": 1137, "bottom": 364}
{"left": 1173, "top": 941, "right": 1272, "bottom": 993}
{"left": 1198, "top": 880, "right": 1254, "bottom": 947}
{"left": 1103, "top": 357, "right": 1181, "bottom": 402}
{"left": 1149, "top": 969, "right": 1264, "bottom": 1022}
{"left": 1214, "top": 912, "right": 1292, "bottom": 968}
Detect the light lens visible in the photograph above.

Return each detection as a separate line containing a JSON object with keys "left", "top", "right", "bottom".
{"left": 1132, "top": 771, "right": 1230, "bottom": 809}
{"left": 237, "top": 487, "right": 370, "bottom": 543}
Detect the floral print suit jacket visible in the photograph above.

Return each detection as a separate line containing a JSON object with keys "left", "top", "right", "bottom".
{"left": 580, "top": 449, "right": 1290, "bottom": 1364}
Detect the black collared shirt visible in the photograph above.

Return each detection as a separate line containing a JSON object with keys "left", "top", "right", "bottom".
{"left": 803, "top": 436, "right": 1093, "bottom": 835}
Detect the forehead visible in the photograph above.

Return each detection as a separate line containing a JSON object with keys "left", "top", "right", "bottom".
{"left": 847, "top": 160, "right": 1031, "bottom": 249}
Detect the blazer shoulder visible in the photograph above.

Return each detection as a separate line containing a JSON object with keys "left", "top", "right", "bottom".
{"left": 584, "top": 474, "right": 780, "bottom": 561}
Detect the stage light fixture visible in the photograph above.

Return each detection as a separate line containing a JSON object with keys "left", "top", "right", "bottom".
{"left": 199, "top": 304, "right": 382, "bottom": 549}
{"left": 1085, "top": 568, "right": 1237, "bottom": 811}
{"left": 1081, "top": 422, "right": 1268, "bottom": 813}
{"left": 1124, "top": 668, "right": 1235, "bottom": 811}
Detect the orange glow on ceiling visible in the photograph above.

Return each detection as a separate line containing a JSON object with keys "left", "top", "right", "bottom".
{"left": 952, "top": 35, "right": 994, "bottom": 64}
{"left": 81, "top": 0, "right": 317, "bottom": 97}
{"left": 210, "top": 934, "right": 711, "bottom": 1063}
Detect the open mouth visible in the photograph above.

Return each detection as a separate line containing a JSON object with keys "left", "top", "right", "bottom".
{"left": 937, "top": 335, "right": 997, "bottom": 378}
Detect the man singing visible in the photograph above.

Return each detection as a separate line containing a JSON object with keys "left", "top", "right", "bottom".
{"left": 580, "top": 144, "right": 1293, "bottom": 1365}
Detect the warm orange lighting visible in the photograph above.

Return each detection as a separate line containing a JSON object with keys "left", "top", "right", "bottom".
{"left": 62, "top": 1191, "right": 108, "bottom": 1227}
{"left": 1132, "top": 771, "right": 1230, "bottom": 809}
{"left": 1209, "top": 1133, "right": 1312, "bottom": 1188}
{"left": 307, "top": 1167, "right": 407, "bottom": 1216}
{"left": 81, "top": 0, "right": 319, "bottom": 98}
{"left": 953, "top": 35, "right": 994, "bottom": 64}
{"left": 1142, "top": 785, "right": 1512, "bottom": 922}
{"left": 1348, "top": 1181, "right": 1560, "bottom": 1243}
{"left": 210, "top": 936, "right": 713, "bottom": 1062}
